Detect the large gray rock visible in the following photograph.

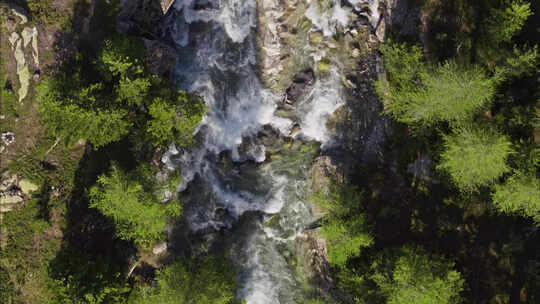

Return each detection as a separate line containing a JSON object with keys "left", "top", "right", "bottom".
{"left": 256, "top": 0, "right": 285, "bottom": 89}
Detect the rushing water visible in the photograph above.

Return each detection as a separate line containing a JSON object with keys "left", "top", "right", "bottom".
{"left": 161, "top": 0, "right": 380, "bottom": 302}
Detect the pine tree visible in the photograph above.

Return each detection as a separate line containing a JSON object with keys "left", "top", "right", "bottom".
{"left": 374, "top": 247, "right": 464, "bottom": 304}
{"left": 437, "top": 127, "right": 513, "bottom": 190}
{"left": 492, "top": 170, "right": 540, "bottom": 223}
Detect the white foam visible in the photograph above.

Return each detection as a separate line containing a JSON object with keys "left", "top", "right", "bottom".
{"left": 296, "top": 69, "right": 345, "bottom": 143}
{"left": 305, "top": 0, "right": 351, "bottom": 37}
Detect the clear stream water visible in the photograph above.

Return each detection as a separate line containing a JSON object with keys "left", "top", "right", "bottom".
{"left": 162, "top": 0, "right": 381, "bottom": 303}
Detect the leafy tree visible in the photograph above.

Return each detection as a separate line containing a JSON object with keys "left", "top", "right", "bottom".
{"left": 495, "top": 45, "right": 538, "bottom": 80}
{"left": 37, "top": 83, "right": 132, "bottom": 148}
{"left": 492, "top": 170, "right": 540, "bottom": 223}
{"left": 373, "top": 247, "right": 464, "bottom": 304}
{"left": 146, "top": 93, "right": 205, "bottom": 148}
{"left": 314, "top": 185, "right": 373, "bottom": 266}
{"left": 129, "top": 256, "right": 238, "bottom": 304}
{"left": 377, "top": 46, "right": 494, "bottom": 126}
{"left": 37, "top": 36, "right": 205, "bottom": 149}
{"left": 487, "top": 0, "right": 532, "bottom": 44}
{"left": 377, "top": 42, "right": 424, "bottom": 87}
{"left": 116, "top": 77, "right": 151, "bottom": 106}
{"left": 437, "top": 127, "right": 513, "bottom": 190}
{"left": 89, "top": 165, "right": 170, "bottom": 244}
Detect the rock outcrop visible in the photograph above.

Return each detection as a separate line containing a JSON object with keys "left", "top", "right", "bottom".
{"left": 6, "top": 7, "right": 39, "bottom": 102}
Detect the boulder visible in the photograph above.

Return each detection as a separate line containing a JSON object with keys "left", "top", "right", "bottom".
{"left": 152, "top": 241, "right": 168, "bottom": 255}
{"left": 284, "top": 69, "right": 315, "bottom": 104}
{"left": 19, "top": 179, "right": 39, "bottom": 194}
{"left": 22, "top": 26, "right": 39, "bottom": 66}
{"left": 0, "top": 174, "right": 17, "bottom": 192}
{"left": 0, "top": 195, "right": 23, "bottom": 206}
{"left": 12, "top": 36, "right": 30, "bottom": 102}
{"left": 256, "top": 0, "right": 285, "bottom": 90}
{"left": 295, "top": 230, "right": 332, "bottom": 297}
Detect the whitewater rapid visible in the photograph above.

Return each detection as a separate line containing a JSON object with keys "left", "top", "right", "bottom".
{"left": 161, "top": 0, "right": 382, "bottom": 302}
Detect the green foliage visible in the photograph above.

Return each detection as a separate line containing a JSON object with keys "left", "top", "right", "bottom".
{"left": 320, "top": 218, "right": 373, "bottom": 267}
{"left": 37, "top": 36, "right": 205, "bottom": 149}
{"left": 0, "top": 266, "right": 15, "bottom": 304}
{"left": 98, "top": 38, "right": 146, "bottom": 80}
{"left": 374, "top": 248, "right": 464, "bottom": 304}
{"left": 492, "top": 171, "right": 540, "bottom": 223}
{"left": 487, "top": 0, "right": 532, "bottom": 44}
{"left": 116, "top": 77, "right": 151, "bottom": 106}
{"left": 27, "top": 0, "right": 61, "bottom": 24}
{"left": 37, "top": 82, "right": 132, "bottom": 148}
{"left": 377, "top": 42, "right": 424, "bottom": 87}
{"left": 377, "top": 44, "right": 494, "bottom": 126}
{"left": 48, "top": 251, "right": 130, "bottom": 304}
{"left": 129, "top": 256, "right": 238, "bottom": 304}
{"left": 36, "top": 74, "right": 132, "bottom": 148}
{"left": 146, "top": 93, "right": 205, "bottom": 147}
{"left": 437, "top": 127, "right": 513, "bottom": 190}
{"left": 314, "top": 185, "right": 373, "bottom": 266}
{"left": 496, "top": 45, "right": 538, "bottom": 79}
{"left": 89, "top": 165, "right": 166, "bottom": 244}
{"left": 1, "top": 199, "right": 50, "bottom": 262}
{"left": 0, "top": 88, "right": 17, "bottom": 117}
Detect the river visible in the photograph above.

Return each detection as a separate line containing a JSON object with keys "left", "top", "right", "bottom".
{"left": 162, "top": 0, "right": 381, "bottom": 302}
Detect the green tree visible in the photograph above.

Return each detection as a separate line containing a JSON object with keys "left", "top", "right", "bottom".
{"left": 37, "top": 36, "right": 205, "bottom": 149}
{"left": 37, "top": 83, "right": 132, "bottom": 148}
{"left": 129, "top": 256, "right": 238, "bottom": 304}
{"left": 487, "top": 0, "right": 532, "bottom": 44}
{"left": 378, "top": 51, "right": 494, "bottom": 126}
{"left": 437, "top": 127, "right": 513, "bottom": 190}
{"left": 492, "top": 171, "right": 540, "bottom": 223}
{"left": 146, "top": 93, "right": 205, "bottom": 148}
{"left": 374, "top": 248, "right": 464, "bottom": 304}
{"left": 89, "top": 165, "right": 168, "bottom": 244}
{"left": 495, "top": 45, "right": 538, "bottom": 80}
{"left": 377, "top": 42, "right": 424, "bottom": 87}
{"left": 314, "top": 185, "right": 373, "bottom": 266}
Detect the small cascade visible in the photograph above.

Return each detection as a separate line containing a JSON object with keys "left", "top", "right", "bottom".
{"left": 162, "top": 0, "right": 381, "bottom": 302}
